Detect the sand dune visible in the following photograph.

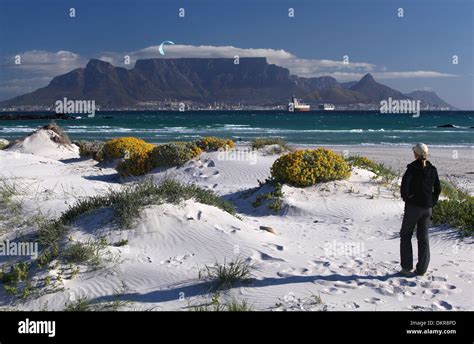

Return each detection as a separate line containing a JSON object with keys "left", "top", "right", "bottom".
{"left": 0, "top": 143, "right": 472, "bottom": 311}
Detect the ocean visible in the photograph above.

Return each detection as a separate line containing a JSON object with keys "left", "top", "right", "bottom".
{"left": 0, "top": 111, "right": 473, "bottom": 146}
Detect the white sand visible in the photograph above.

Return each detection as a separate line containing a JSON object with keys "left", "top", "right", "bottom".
{"left": 6, "top": 128, "right": 79, "bottom": 160}
{"left": 0, "top": 142, "right": 472, "bottom": 311}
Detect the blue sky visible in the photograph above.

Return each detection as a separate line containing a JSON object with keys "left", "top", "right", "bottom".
{"left": 0, "top": 0, "right": 473, "bottom": 108}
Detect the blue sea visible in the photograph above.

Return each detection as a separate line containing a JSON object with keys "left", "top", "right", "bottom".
{"left": 0, "top": 111, "right": 473, "bottom": 146}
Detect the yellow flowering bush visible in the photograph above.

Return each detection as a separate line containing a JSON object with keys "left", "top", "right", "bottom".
{"left": 100, "top": 137, "right": 154, "bottom": 162}
{"left": 195, "top": 137, "right": 235, "bottom": 152}
{"left": 271, "top": 148, "right": 351, "bottom": 187}
{"left": 149, "top": 142, "right": 203, "bottom": 168}
{"left": 116, "top": 147, "right": 154, "bottom": 177}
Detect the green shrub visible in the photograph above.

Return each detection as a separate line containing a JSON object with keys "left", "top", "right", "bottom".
{"left": 433, "top": 198, "right": 473, "bottom": 234}
{"left": 252, "top": 181, "right": 284, "bottom": 212}
{"left": 75, "top": 140, "right": 105, "bottom": 160}
{"left": 0, "top": 262, "right": 30, "bottom": 295}
{"left": 440, "top": 180, "right": 471, "bottom": 201}
{"left": 251, "top": 137, "right": 289, "bottom": 150}
{"left": 195, "top": 137, "right": 235, "bottom": 152}
{"left": 271, "top": 148, "right": 351, "bottom": 187}
{"left": 149, "top": 142, "right": 202, "bottom": 168}
{"left": 432, "top": 180, "right": 473, "bottom": 234}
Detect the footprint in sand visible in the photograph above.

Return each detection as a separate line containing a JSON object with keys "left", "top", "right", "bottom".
{"left": 199, "top": 171, "right": 220, "bottom": 180}
{"left": 186, "top": 210, "right": 203, "bottom": 221}
{"left": 431, "top": 300, "right": 454, "bottom": 311}
{"left": 393, "top": 278, "right": 417, "bottom": 287}
{"left": 230, "top": 225, "right": 242, "bottom": 234}
{"left": 310, "top": 260, "right": 331, "bottom": 267}
{"left": 255, "top": 251, "right": 286, "bottom": 263}
{"left": 342, "top": 301, "right": 360, "bottom": 309}
{"left": 320, "top": 287, "right": 346, "bottom": 295}
{"left": 160, "top": 253, "right": 195, "bottom": 267}
{"left": 357, "top": 281, "right": 378, "bottom": 288}
{"left": 277, "top": 267, "right": 311, "bottom": 277}
{"left": 375, "top": 285, "right": 395, "bottom": 296}
{"left": 409, "top": 305, "right": 431, "bottom": 311}
{"left": 263, "top": 243, "right": 284, "bottom": 251}
{"left": 202, "top": 159, "right": 215, "bottom": 168}
{"left": 420, "top": 281, "right": 456, "bottom": 291}
{"left": 334, "top": 281, "right": 360, "bottom": 289}
{"left": 422, "top": 289, "right": 442, "bottom": 299}
{"left": 364, "top": 297, "right": 385, "bottom": 305}
{"left": 214, "top": 225, "right": 225, "bottom": 233}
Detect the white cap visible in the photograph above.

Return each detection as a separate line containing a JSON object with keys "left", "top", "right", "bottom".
{"left": 413, "top": 143, "right": 429, "bottom": 158}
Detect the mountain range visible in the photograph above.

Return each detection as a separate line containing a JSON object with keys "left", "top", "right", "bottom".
{"left": 0, "top": 57, "right": 455, "bottom": 109}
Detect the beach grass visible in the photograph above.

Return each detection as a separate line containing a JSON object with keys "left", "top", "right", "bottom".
{"left": 60, "top": 179, "right": 235, "bottom": 228}
{"left": 61, "top": 238, "right": 109, "bottom": 268}
{"left": 345, "top": 155, "right": 397, "bottom": 183}
{"left": 251, "top": 137, "right": 291, "bottom": 152}
{"left": 199, "top": 257, "right": 253, "bottom": 290}
{"left": 434, "top": 180, "right": 473, "bottom": 234}
{"left": 440, "top": 179, "right": 471, "bottom": 201}
{"left": 188, "top": 292, "right": 253, "bottom": 312}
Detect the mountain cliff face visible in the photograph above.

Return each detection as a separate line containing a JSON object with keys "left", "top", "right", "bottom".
{"left": 349, "top": 73, "right": 408, "bottom": 102}
{"left": 0, "top": 58, "right": 454, "bottom": 109}
{"left": 405, "top": 90, "right": 455, "bottom": 109}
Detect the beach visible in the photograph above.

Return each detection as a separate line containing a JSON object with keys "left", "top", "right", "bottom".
{"left": 0, "top": 129, "right": 472, "bottom": 312}
{"left": 324, "top": 145, "right": 474, "bottom": 194}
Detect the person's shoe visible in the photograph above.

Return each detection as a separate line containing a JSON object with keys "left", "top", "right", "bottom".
{"left": 414, "top": 269, "right": 426, "bottom": 276}
{"left": 399, "top": 269, "right": 415, "bottom": 277}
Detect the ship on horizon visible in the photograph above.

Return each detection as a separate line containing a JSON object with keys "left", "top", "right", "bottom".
{"left": 319, "top": 103, "right": 335, "bottom": 111}
{"left": 288, "top": 96, "right": 310, "bottom": 112}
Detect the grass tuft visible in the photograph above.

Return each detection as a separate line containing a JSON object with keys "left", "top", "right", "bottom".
{"left": 345, "top": 155, "right": 397, "bottom": 183}
{"left": 199, "top": 258, "right": 253, "bottom": 290}
{"left": 251, "top": 137, "right": 291, "bottom": 152}
{"left": 433, "top": 180, "right": 473, "bottom": 235}
{"left": 61, "top": 179, "right": 235, "bottom": 228}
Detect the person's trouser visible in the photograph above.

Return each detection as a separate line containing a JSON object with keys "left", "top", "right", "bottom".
{"left": 400, "top": 203, "right": 432, "bottom": 273}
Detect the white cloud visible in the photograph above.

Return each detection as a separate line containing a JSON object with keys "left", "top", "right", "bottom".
{"left": 4, "top": 50, "right": 85, "bottom": 75}
{"left": 100, "top": 44, "right": 377, "bottom": 78}
{"left": 374, "top": 71, "right": 456, "bottom": 79}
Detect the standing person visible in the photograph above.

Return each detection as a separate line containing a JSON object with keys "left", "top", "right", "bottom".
{"left": 399, "top": 143, "right": 441, "bottom": 276}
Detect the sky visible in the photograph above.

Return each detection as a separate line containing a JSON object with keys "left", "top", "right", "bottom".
{"left": 0, "top": 0, "right": 473, "bottom": 109}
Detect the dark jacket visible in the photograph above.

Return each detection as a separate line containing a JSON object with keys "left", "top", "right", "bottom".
{"left": 401, "top": 160, "right": 441, "bottom": 208}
